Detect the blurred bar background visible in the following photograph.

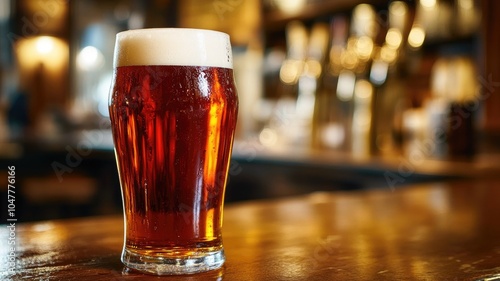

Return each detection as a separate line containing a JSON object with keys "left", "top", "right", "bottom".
{"left": 0, "top": 0, "right": 499, "bottom": 221}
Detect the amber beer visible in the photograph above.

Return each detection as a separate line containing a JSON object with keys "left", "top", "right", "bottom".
{"left": 108, "top": 29, "right": 238, "bottom": 275}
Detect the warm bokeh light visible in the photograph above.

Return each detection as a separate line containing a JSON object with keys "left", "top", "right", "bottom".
{"left": 385, "top": 28, "right": 403, "bottom": 49}
{"left": 286, "top": 21, "right": 308, "bottom": 60}
{"left": 420, "top": 0, "right": 437, "bottom": 9}
{"left": 336, "top": 70, "right": 356, "bottom": 101}
{"left": 408, "top": 25, "right": 426, "bottom": 48}
{"left": 351, "top": 4, "right": 378, "bottom": 38}
{"left": 354, "top": 79, "right": 373, "bottom": 101}
{"left": 16, "top": 36, "right": 68, "bottom": 71}
{"left": 390, "top": 1, "right": 407, "bottom": 17}
{"left": 77, "top": 46, "right": 104, "bottom": 71}
{"left": 355, "top": 36, "right": 374, "bottom": 60}
{"left": 389, "top": 1, "right": 408, "bottom": 31}
{"left": 259, "top": 127, "right": 278, "bottom": 147}
{"left": 304, "top": 59, "right": 322, "bottom": 78}
{"left": 380, "top": 45, "right": 398, "bottom": 63}
{"left": 341, "top": 49, "right": 358, "bottom": 70}
{"left": 402, "top": 108, "right": 425, "bottom": 135}
{"left": 36, "top": 36, "right": 55, "bottom": 55}
{"left": 320, "top": 123, "right": 345, "bottom": 148}
{"left": 432, "top": 57, "right": 478, "bottom": 103}
{"left": 274, "top": 0, "right": 307, "bottom": 14}
{"left": 280, "top": 60, "right": 302, "bottom": 84}
{"left": 352, "top": 79, "right": 373, "bottom": 157}
{"left": 430, "top": 58, "right": 449, "bottom": 99}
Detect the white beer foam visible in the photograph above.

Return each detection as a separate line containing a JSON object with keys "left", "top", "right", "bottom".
{"left": 114, "top": 28, "right": 232, "bottom": 69}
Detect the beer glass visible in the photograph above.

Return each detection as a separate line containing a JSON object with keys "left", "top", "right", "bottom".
{"left": 108, "top": 28, "right": 238, "bottom": 275}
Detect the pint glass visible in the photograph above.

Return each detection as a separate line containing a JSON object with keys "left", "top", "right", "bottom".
{"left": 108, "top": 28, "right": 238, "bottom": 275}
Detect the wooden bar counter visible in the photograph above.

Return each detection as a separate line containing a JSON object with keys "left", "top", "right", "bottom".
{"left": 2, "top": 179, "right": 500, "bottom": 280}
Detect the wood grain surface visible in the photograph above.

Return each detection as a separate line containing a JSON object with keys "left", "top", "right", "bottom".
{"left": 1, "top": 179, "right": 500, "bottom": 280}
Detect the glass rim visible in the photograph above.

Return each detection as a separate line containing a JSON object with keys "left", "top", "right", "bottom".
{"left": 116, "top": 27, "right": 230, "bottom": 39}
{"left": 113, "top": 28, "right": 233, "bottom": 69}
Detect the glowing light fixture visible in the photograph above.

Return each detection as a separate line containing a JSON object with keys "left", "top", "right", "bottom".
{"left": 36, "top": 36, "right": 55, "bottom": 54}
{"left": 16, "top": 36, "right": 68, "bottom": 70}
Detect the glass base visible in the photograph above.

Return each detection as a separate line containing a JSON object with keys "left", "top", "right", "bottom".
{"left": 121, "top": 248, "right": 225, "bottom": 275}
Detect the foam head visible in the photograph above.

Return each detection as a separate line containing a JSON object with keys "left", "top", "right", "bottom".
{"left": 114, "top": 28, "right": 232, "bottom": 69}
